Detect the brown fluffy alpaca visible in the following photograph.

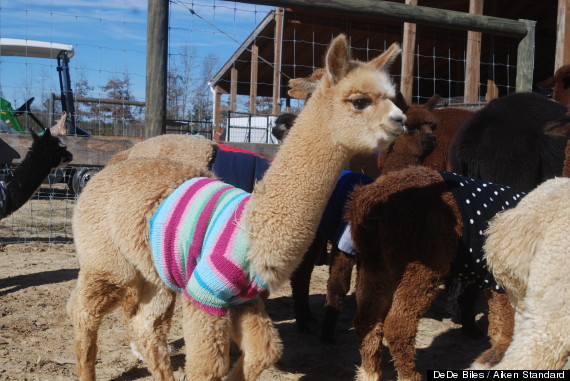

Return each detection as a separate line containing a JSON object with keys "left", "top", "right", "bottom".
{"left": 345, "top": 166, "right": 515, "bottom": 381}
{"left": 68, "top": 34, "right": 406, "bottom": 381}
{"left": 316, "top": 96, "right": 474, "bottom": 342}
{"left": 378, "top": 94, "right": 473, "bottom": 174}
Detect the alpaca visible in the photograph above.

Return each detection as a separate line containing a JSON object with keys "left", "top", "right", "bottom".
{"left": 68, "top": 34, "right": 406, "bottom": 381}
{"left": 449, "top": 91, "right": 568, "bottom": 193}
{"left": 537, "top": 64, "right": 570, "bottom": 107}
{"left": 483, "top": 176, "right": 570, "bottom": 370}
{"left": 345, "top": 165, "right": 524, "bottom": 381}
{"left": 0, "top": 128, "right": 73, "bottom": 219}
{"left": 271, "top": 113, "right": 297, "bottom": 142}
{"left": 378, "top": 93, "right": 473, "bottom": 174}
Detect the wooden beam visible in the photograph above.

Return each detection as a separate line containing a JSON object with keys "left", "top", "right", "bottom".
{"left": 272, "top": 7, "right": 284, "bottom": 115}
{"left": 145, "top": 0, "right": 169, "bottom": 138}
{"left": 0, "top": 133, "right": 138, "bottom": 166}
{"left": 0, "top": 134, "right": 281, "bottom": 166}
{"left": 229, "top": 0, "right": 528, "bottom": 38}
{"left": 464, "top": 0, "right": 484, "bottom": 104}
{"left": 213, "top": 86, "right": 223, "bottom": 140}
{"left": 556, "top": 0, "right": 570, "bottom": 70}
{"left": 250, "top": 44, "right": 259, "bottom": 114}
{"left": 230, "top": 67, "right": 238, "bottom": 112}
{"left": 400, "top": 0, "right": 417, "bottom": 104}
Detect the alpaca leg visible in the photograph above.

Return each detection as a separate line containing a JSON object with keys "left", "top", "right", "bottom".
{"left": 68, "top": 271, "right": 126, "bottom": 381}
{"left": 182, "top": 298, "right": 231, "bottom": 381}
{"left": 321, "top": 246, "right": 355, "bottom": 343}
{"left": 470, "top": 290, "right": 514, "bottom": 369}
{"left": 384, "top": 264, "right": 443, "bottom": 381}
{"left": 353, "top": 269, "right": 395, "bottom": 381}
{"left": 290, "top": 234, "right": 326, "bottom": 331}
{"left": 227, "top": 300, "right": 283, "bottom": 381}
{"left": 123, "top": 282, "right": 177, "bottom": 381}
{"left": 491, "top": 309, "right": 570, "bottom": 369}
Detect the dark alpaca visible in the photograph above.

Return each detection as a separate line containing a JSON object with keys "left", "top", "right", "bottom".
{"left": 346, "top": 166, "right": 519, "bottom": 381}
{"left": 0, "top": 129, "right": 73, "bottom": 219}
{"left": 449, "top": 92, "right": 568, "bottom": 193}
{"left": 271, "top": 113, "right": 297, "bottom": 142}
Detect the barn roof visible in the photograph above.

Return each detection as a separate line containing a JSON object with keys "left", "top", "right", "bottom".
{"left": 210, "top": 0, "right": 558, "bottom": 103}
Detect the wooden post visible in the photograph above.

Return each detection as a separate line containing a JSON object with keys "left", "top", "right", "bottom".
{"left": 145, "top": 0, "right": 169, "bottom": 138}
{"left": 400, "top": 0, "right": 417, "bottom": 105}
{"left": 486, "top": 79, "right": 499, "bottom": 102}
{"left": 250, "top": 44, "right": 259, "bottom": 114}
{"left": 272, "top": 7, "right": 284, "bottom": 115}
{"left": 230, "top": 67, "right": 238, "bottom": 112}
{"left": 556, "top": 0, "right": 570, "bottom": 70}
{"left": 516, "top": 19, "right": 536, "bottom": 93}
{"left": 213, "top": 86, "right": 223, "bottom": 140}
{"left": 464, "top": 0, "right": 483, "bottom": 104}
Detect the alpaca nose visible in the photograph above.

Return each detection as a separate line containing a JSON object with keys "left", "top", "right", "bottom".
{"left": 391, "top": 113, "right": 407, "bottom": 126}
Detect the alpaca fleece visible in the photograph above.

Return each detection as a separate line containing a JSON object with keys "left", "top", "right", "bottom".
{"left": 150, "top": 177, "right": 267, "bottom": 315}
{"left": 440, "top": 171, "right": 525, "bottom": 290}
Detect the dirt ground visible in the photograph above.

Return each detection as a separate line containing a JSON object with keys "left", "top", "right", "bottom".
{"left": 0, "top": 239, "right": 494, "bottom": 381}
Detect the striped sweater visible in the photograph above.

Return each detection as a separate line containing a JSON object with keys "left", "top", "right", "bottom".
{"left": 149, "top": 177, "right": 267, "bottom": 315}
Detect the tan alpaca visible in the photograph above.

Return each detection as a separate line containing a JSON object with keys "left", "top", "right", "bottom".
{"left": 68, "top": 34, "right": 406, "bottom": 381}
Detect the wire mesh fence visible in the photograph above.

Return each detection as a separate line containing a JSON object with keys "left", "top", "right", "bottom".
{"left": 0, "top": 1, "right": 536, "bottom": 243}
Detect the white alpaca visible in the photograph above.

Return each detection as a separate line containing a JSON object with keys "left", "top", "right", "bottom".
{"left": 68, "top": 34, "right": 406, "bottom": 381}
{"left": 483, "top": 176, "right": 570, "bottom": 369}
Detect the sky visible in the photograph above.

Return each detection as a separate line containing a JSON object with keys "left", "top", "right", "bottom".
{"left": 0, "top": 0, "right": 272, "bottom": 107}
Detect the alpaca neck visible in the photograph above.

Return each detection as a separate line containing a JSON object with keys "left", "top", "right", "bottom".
{"left": 5, "top": 149, "right": 54, "bottom": 216}
{"left": 245, "top": 94, "right": 350, "bottom": 290}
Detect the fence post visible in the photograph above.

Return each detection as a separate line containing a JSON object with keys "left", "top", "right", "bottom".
{"left": 516, "top": 19, "right": 536, "bottom": 93}
{"left": 145, "top": 0, "right": 169, "bottom": 138}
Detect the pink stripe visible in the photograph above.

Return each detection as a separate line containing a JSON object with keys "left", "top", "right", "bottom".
{"left": 162, "top": 178, "right": 216, "bottom": 288}
{"left": 207, "top": 196, "right": 251, "bottom": 293}
{"left": 183, "top": 289, "right": 227, "bottom": 316}
{"left": 185, "top": 185, "right": 233, "bottom": 277}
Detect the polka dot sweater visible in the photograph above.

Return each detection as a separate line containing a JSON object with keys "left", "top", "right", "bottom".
{"left": 149, "top": 177, "right": 267, "bottom": 316}
{"left": 439, "top": 171, "right": 526, "bottom": 291}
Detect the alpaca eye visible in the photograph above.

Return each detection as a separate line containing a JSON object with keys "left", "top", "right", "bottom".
{"left": 352, "top": 98, "right": 371, "bottom": 110}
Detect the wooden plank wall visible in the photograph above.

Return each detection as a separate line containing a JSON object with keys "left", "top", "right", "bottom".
{"left": 0, "top": 133, "right": 280, "bottom": 166}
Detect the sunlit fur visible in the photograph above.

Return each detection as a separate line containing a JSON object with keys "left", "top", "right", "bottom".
{"left": 481, "top": 177, "right": 570, "bottom": 370}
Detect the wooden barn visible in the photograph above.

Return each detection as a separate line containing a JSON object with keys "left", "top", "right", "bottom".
{"left": 210, "top": 0, "right": 567, "bottom": 136}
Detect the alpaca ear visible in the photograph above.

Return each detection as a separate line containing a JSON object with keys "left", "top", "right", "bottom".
{"left": 30, "top": 129, "right": 40, "bottom": 143}
{"left": 288, "top": 78, "right": 319, "bottom": 99}
{"left": 325, "top": 34, "right": 351, "bottom": 85}
{"left": 288, "top": 68, "right": 325, "bottom": 99}
{"left": 370, "top": 43, "right": 401, "bottom": 70}
{"left": 424, "top": 94, "right": 441, "bottom": 111}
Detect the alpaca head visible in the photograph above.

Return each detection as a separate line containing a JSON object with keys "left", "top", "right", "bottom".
{"left": 392, "top": 93, "right": 440, "bottom": 158}
{"left": 292, "top": 34, "right": 406, "bottom": 153}
{"left": 271, "top": 113, "right": 297, "bottom": 142}
{"left": 537, "top": 64, "right": 570, "bottom": 107}
{"left": 30, "top": 128, "right": 73, "bottom": 167}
